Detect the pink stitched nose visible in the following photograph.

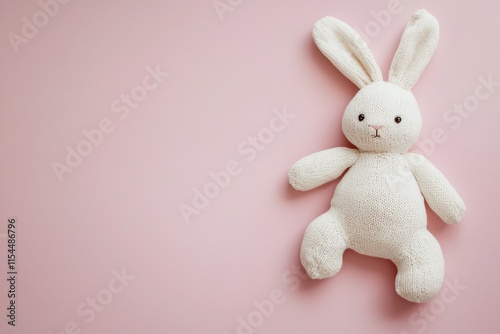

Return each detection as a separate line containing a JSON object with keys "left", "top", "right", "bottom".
{"left": 370, "top": 125, "right": 384, "bottom": 130}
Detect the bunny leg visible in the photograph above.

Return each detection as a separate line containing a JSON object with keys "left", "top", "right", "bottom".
{"left": 300, "top": 210, "right": 348, "bottom": 279}
{"left": 392, "top": 231, "right": 444, "bottom": 303}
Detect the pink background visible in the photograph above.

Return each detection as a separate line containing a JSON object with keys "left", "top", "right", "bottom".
{"left": 1, "top": 0, "right": 499, "bottom": 333}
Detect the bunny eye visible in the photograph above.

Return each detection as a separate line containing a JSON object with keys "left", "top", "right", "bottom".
{"left": 358, "top": 114, "right": 365, "bottom": 122}
{"left": 394, "top": 116, "right": 402, "bottom": 124}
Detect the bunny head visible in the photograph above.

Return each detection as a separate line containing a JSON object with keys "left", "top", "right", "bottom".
{"left": 313, "top": 10, "right": 439, "bottom": 153}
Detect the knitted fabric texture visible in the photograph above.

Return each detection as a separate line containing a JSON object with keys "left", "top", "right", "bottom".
{"left": 289, "top": 9, "right": 465, "bottom": 303}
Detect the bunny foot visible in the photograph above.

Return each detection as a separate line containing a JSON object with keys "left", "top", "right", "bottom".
{"left": 300, "top": 210, "right": 347, "bottom": 279}
{"left": 393, "top": 231, "right": 445, "bottom": 303}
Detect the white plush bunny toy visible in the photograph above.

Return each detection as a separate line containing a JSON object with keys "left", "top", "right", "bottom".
{"left": 289, "top": 10, "right": 465, "bottom": 303}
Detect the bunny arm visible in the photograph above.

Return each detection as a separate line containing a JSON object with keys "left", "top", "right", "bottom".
{"left": 289, "top": 147, "right": 359, "bottom": 191}
{"left": 405, "top": 153, "right": 466, "bottom": 224}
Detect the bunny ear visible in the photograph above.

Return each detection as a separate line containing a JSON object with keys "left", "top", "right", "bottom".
{"left": 389, "top": 10, "right": 439, "bottom": 90}
{"left": 313, "top": 17, "right": 382, "bottom": 89}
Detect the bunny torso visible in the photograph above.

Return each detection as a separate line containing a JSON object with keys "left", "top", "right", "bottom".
{"left": 332, "top": 152, "right": 426, "bottom": 259}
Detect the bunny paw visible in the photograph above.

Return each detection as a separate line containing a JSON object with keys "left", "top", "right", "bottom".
{"left": 300, "top": 211, "right": 347, "bottom": 279}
